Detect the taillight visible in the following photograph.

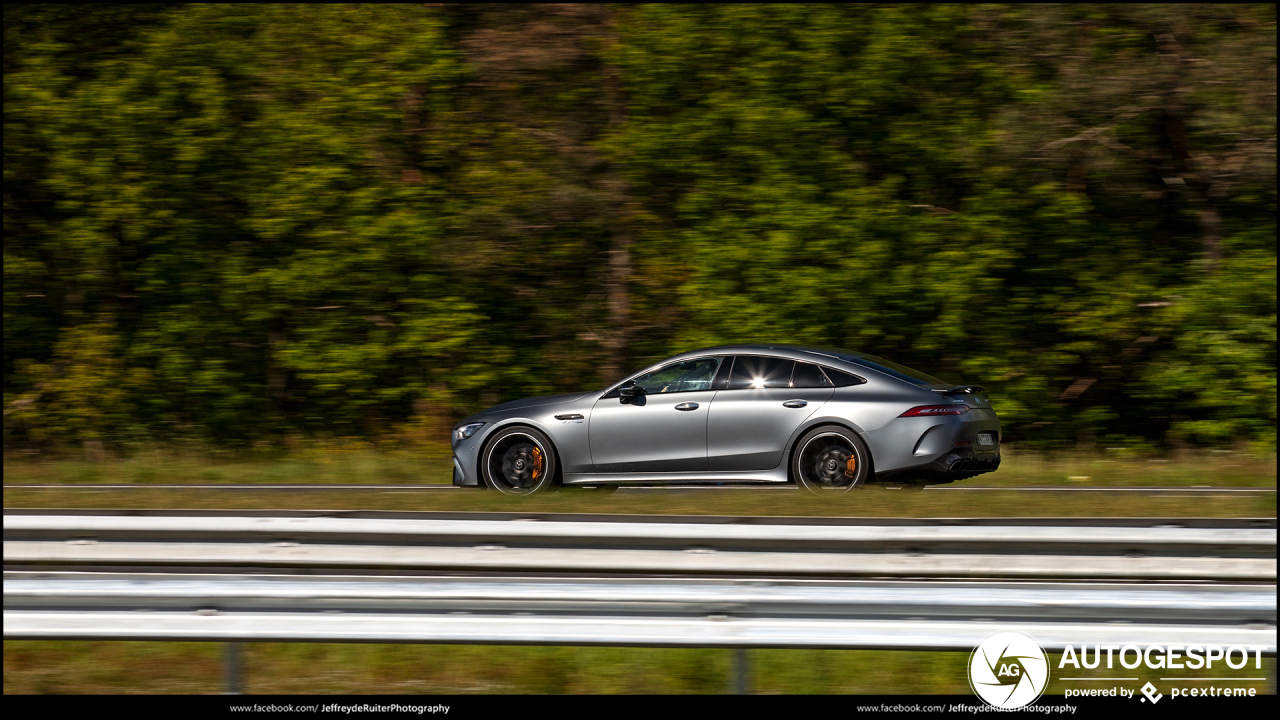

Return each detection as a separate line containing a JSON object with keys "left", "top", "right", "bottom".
{"left": 899, "top": 404, "right": 969, "bottom": 417}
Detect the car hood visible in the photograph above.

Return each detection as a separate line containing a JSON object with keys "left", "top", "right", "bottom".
{"left": 481, "top": 392, "right": 593, "bottom": 416}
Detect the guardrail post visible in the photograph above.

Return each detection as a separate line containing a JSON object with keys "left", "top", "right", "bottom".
{"left": 732, "top": 648, "right": 750, "bottom": 695}
{"left": 223, "top": 642, "right": 243, "bottom": 694}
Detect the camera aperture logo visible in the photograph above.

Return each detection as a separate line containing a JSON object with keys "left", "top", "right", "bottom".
{"left": 969, "top": 631, "right": 1050, "bottom": 709}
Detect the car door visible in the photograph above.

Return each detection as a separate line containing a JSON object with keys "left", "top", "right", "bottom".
{"left": 706, "top": 356, "right": 835, "bottom": 471}
{"left": 588, "top": 356, "right": 726, "bottom": 473}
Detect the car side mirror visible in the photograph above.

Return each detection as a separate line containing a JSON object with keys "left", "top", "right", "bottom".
{"left": 619, "top": 381, "right": 645, "bottom": 401}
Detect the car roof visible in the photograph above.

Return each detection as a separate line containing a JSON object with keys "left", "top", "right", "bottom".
{"left": 627, "top": 345, "right": 867, "bottom": 378}
{"left": 606, "top": 345, "right": 954, "bottom": 394}
{"left": 601, "top": 346, "right": 850, "bottom": 394}
{"left": 671, "top": 344, "right": 858, "bottom": 361}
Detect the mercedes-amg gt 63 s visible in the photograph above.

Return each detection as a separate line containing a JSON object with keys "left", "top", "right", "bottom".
{"left": 451, "top": 345, "right": 1001, "bottom": 495}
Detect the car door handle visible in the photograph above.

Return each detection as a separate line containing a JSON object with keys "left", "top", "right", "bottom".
{"left": 782, "top": 400, "right": 808, "bottom": 408}
{"left": 674, "top": 402, "right": 700, "bottom": 411}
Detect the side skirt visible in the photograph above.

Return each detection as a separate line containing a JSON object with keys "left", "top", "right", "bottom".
{"left": 563, "top": 468, "right": 790, "bottom": 486}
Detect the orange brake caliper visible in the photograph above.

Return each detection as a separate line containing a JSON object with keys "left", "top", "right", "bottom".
{"left": 531, "top": 448, "right": 543, "bottom": 480}
{"left": 844, "top": 454, "right": 857, "bottom": 479}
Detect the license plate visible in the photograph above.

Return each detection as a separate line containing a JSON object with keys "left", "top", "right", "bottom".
{"left": 977, "top": 432, "right": 995, "bottom": 447}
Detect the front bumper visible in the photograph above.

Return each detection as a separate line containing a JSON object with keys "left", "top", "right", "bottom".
{"left": 450, "top": 427, "right": 484, "bottom": 486}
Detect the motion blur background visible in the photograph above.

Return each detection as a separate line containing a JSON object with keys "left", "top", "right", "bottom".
{"left": 4, "top": 3, "right": 1275, "bottom": 456}
{"left": 3, "top": 4, "right": 1276, "bottom": 696}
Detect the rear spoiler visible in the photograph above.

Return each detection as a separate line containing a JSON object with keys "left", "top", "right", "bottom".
{"left": 933, "top": 385, "right": 986, "bottom": 395}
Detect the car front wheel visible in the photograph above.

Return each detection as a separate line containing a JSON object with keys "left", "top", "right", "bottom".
{"left": 480, "top": 426, "right": 559, "bottom": 495}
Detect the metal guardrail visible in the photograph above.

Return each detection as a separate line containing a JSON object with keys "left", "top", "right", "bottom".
{"left": 12, "top": 609, "right": 1276, "bottom": 654}
{"left": 5, "top": 572, "right": 1276, "bottom": 651}
{"left": 4, "top": 514, "right": 1276, "bottom": 580}
{"left": 7, "top": 572, "right": 1275, "bottom": 624}
{"left": 9, "top": 542, "right": 1274, "bottom": 580}
{"left": 5, "top": 512, "right": 1276, "bottom": 693}
{"left": 7, "top": 513, "right": 1276, "bottom": 547}
{"left": 9, "top": 508, "right": 1274, "bottom": 528}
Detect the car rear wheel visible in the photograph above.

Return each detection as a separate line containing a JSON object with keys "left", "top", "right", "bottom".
{"left": 481, "top": 426, "right": 558, "bottom": 495}
{"left": 792, "top": 425, "right": 871, "bottom": 494}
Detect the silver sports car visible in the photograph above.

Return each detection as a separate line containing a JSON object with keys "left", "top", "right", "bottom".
{"left": 450, "top": 344, "right": 1001, "bottom": 494}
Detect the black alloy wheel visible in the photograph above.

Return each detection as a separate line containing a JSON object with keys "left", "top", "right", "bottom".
{"left": 481, "top": 426, "right": 558, "bottom": 495}
{"left": 793, "top": 425, "right": 871, "bottom": 494}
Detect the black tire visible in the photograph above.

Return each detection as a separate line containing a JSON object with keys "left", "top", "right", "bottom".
{"left": 792, "top": 425, "right": 872, "bottom": 495}
{"left": 480, "top": 426, "right": 559, "bottom": 496}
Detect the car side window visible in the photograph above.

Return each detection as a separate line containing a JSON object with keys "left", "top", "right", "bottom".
{"left": 712, "top": 356, "right": 735, "bottom": 389}
{"left": 791, "top": 361, "right": 834, "bottom": 388}
{"left": 822, "top": 366, "right": 864, "bottom": 387}
{"left": 728, "top": 356, "right": 794, "bottom": 390}
{"left": 632, "top": 357, "right": 724, "bottom": 394}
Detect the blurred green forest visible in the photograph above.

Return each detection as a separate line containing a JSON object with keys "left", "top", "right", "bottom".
{"left": 4, "top": 4, "right": 1275, "bottom": 454}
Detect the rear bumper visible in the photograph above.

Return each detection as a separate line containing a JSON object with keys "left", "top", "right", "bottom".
{"left": 927, "top": 447, "right": 1002, "bottom": 475}
{"left": 870, "top": 409, "right": 1001, "bottom": 485}
{"left": 860, "top": 407, "right": 998, "bottom": 479}
{"left": 874, "top": 448, "right": 1001, "bottom": 485}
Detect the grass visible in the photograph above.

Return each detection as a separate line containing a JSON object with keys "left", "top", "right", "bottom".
{"left": 971, "top": 447, "right": 1275, "bottom": 488}
{"left": 4, "top": 641, "right": 1273, "bottom": 695}
{"left": 4, "top": 445, "right": 1275, "bottom": 488}
{"left": 3, "top": 447, "right": 454, "bottom": 487}
{"left": 3, "top": 446, "right": 1273, "bottom": 518}
{"left": 2, "top": 486, "right": 1273, "bottom": 518}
